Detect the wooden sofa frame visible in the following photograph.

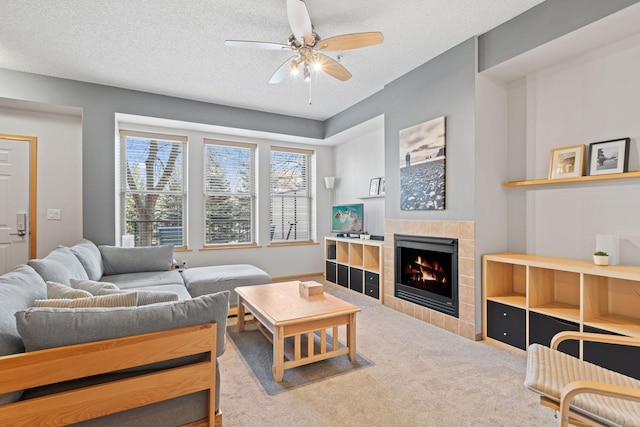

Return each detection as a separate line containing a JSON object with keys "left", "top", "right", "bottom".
{"left": 537, "top": 331, "right": 640, "bottom": 427}
{"left": 0, "top": 323, "right": 222, "bottom": 426}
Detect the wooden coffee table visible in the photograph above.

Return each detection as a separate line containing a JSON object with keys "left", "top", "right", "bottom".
{"left": 235, "top": 281, "right": 361, "bottom": 382}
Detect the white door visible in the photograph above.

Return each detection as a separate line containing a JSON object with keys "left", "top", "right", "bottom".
{"left": 0, "top": 138, "right": 30, "bottom": 274}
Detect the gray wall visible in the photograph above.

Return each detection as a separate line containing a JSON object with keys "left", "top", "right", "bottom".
{"left": 0, "top": 69, "right": 324, "bottom": 245}
{"left": 478, "top": 0, "right": 640, "bottom": 71}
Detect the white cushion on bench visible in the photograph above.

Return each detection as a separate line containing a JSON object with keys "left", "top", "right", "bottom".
{"left": 525, "top": 343, "right": 640, "bottom": 426}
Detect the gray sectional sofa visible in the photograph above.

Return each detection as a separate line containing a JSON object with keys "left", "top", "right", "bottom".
{"left": 0, "top": 239, "right": 272, "bottom": 426}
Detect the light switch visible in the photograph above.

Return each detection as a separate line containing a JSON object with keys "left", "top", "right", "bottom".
{"left": 47, "top": 209, "right": 61, "bottom": 220}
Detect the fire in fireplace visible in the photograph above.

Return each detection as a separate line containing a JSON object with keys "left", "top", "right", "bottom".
{"left": 394, "top": 234, "right": 458, "bottom": 317}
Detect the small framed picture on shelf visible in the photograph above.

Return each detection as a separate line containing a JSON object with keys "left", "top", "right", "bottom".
{"left": 380, "top": 177, "right": 385, "bottom": 195}
{"left": 548, "top": 144, "right": 585, "bottom": 180}
{"left": 587, "top": 137, "right": 631, "bottom": 176}
{"left": 369, "top": 178, "right": 381, "bottom": 196}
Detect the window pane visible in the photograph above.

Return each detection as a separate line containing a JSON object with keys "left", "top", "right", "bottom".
{"left": 270, "top": 194, "right": 310, "bottom": 240}
{"left": 269, "top": 149, "right": 312, "bottom": 242}
{"left": 205, "top": 144, "right": 251, "bottom": 194}
{"left": 125, "top": 137, "right": 183, "bottom": 192}
{"left": 124, "top": 193, "right": 183, "bottom": 246}
{"left": 205, "top": 195, "right": 252, "bottom": 244}
{"left": 122, "top": 135, "right": 185, "bottom": 247}
{"left": 204, "top": 142, "right": 255, "bottom": 246}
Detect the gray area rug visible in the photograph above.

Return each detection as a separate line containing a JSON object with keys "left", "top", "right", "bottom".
{"left": 227, "top": 322, "right": 373, "bottom": 395}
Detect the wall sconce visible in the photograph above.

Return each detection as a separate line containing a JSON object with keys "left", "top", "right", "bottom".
{"left": 324, "top": 177, "right": 335, "bottom": 190}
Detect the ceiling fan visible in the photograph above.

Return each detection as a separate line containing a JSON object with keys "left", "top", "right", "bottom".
{"left": 224, "top": 0, "right": 383, "bottom": 84}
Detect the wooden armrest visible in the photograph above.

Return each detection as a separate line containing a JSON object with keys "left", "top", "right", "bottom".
{"left": 551, "top": 331, "right": 640, "bottom": 350}
{"left": 0, "top": 323, "right": 217, "bottom": 426}
{"left": 559, "top": 380, "right": 640, "bottom": 427}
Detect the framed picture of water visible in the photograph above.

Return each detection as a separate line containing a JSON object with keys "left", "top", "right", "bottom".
{"left": 399, "top": 116, "right": 446, "bottom": 210}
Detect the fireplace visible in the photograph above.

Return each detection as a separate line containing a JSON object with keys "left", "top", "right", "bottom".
{"left": 394, "top": 234, "right": 458, "bottom": 318}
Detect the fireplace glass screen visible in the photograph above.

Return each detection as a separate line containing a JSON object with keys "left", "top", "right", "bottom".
{"left": 400, "top": 247, "right": 452, "bottom": 299}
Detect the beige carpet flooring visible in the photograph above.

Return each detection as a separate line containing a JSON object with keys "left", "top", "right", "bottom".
{"left": 219, "top": 278, "right": 557, "bottom": 426}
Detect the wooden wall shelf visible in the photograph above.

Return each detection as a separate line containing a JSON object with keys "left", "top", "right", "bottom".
{"left": 503, "top": 170, "right": 640, "bottom": 188}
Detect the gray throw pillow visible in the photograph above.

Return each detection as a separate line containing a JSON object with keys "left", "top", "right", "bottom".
{"left": 28, "top": 246, "right": 89, "bottom": 285}
{"left": 99, "top": 245, "right": 174, "bottom": 275}
{"left": 70, "top": 278, "right": 119, "bottom": 294}
{"left": 70, "top": 239, "right": 104, "bottom": 281}
{"left": 46, "top": 281, "right": 93, "bottom": 299}
{"left": 0, "top": 265, "right": 47, "bottom": 404}
{"left": 16, "top": 291, "right": 230, "bottom": 359}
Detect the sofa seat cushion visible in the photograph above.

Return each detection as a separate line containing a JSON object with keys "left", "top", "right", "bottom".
{"left": 15, "top": 291, "right": 230, "bottom": 359}
{"left": 0, "top": 264, "right": 47, "bottom": 404}
{"left": 99, "top": 245, "right": 173, "bottom": 275}
{"left": 181, "top": 264, "right": 271, "bottom": 305}
{"left": 70, "top": 239, "right": 104, "bottom": 281}
{"left": 101, "top": 270, "right": 185, "bottom": 290}
{"left": 28, "top": 246, "right": 89, "bottom": 285}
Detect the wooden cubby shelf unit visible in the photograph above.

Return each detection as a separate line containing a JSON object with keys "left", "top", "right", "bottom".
{"left": 483, "top": 253, "right": 640, "bottom": 355}
{"left": 324, "top": 237, "right": 384, "bottom": 302}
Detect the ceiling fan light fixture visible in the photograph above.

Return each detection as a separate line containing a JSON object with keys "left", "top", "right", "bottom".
{"left": 303, "top": 65, "right": 311, "bottom": 82}
{"left": 290, "top": 59, "right": 299, "bottom": 76}
{"left": 312, "top": 60, "right": 322, "bottom": 72}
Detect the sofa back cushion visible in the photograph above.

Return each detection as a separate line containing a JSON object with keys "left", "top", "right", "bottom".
{"left": 28, "top": 246, "right": 89, "bottom": 285}
{"left": 70, "top": 239, "right": 104, "bottom": 281}
{"left": 99, "top": 245, "right": 174, "bottom": 275}
{"left": 0, "top": 264, "right": 47, "bottom": 404}
{"left": 16, "top": 291, "right": 230, "bottom": 359}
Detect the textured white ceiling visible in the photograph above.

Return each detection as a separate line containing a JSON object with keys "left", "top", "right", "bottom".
{"left": 0, "top": 0, "right": 544, "bottom": 120}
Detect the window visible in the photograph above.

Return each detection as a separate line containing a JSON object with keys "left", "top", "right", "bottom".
{"left": 119, "top": 130, "right": 186, "bottom": 247}
{"left": 203, "top": 139, "right": 256, "bottom": 246}
{"left": 270, "top": 146, "right": 315, "bottom": 242}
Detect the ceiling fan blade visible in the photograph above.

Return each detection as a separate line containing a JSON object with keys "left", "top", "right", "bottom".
{"left": 224, "top": 40, "right": 292, "bottom": 51}
{"left": 316, "top": 53, "right": 351, "bottom": 82}
{"left": 287, "top": 0, "right": 313, "bottom": 45}
{"left": 317, "top": 32, "right": 384, "bottom": 51}
{"left": 269, "top": 56, "right": 298, "bottom": 84}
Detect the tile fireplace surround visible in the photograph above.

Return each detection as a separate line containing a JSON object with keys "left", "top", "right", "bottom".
{"left": 384, "top": 219, "right": 477, "bottom": 341}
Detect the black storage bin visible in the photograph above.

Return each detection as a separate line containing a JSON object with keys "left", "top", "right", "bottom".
{"left": 325, "top": 261, "right": 336, "bottom": 283}
{"left": 327, "top": 244, "right": 336, "bottom": 260}
{"left": 337, "top": 264, "right": 349, "bottom": 288}
{"left": 529, "top": 311, "right": 579, "bottom": 357}
{"left": 583, "top": 325, "right": 640, "bottom": 380}
{"left": 364, "top": 271, "right": 380, "bottom": 299}
{"left": 350, "top": 267, "right": 363, "bottom": 293}
{"left": 486, "top": 300, "right": 526, "bottom": 350}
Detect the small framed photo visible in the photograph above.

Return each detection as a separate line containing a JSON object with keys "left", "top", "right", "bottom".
{"left": 369, "top": 178, "right": 381, "bottom": 196}
{"left": 587, "top": 138, "right": 631, "bottom": 176}
{"left": 548, "top": 144, "right": 585, "bottom": 179}
{"left": 380, "top": 177, "right": 385, "bottom": 195}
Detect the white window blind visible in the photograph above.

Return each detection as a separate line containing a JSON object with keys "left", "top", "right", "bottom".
{"left": 119, "top": 129, "right": 186, "bottom": 247}
{"left": 270, "top": 146, "right": 315, "bottom": 242}
{"left": 203, "top": 139, "right": 256, "bottom": 246}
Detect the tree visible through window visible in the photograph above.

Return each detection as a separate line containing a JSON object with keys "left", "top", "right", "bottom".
{"left": 120, "top": 130, "right": 185, "bottom": 247}
{"left": 270, "top": 147, "right": 314, "bottom": 242}
{"left": 204, "top": 139, "right": 256, "bottom": 245}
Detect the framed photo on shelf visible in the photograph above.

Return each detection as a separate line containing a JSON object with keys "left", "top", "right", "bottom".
{"left": 369, "top": 178, "right": 381, "bottom": 196}
{"left": 380, "top": 177, "right": 385, "bottom": 195}
{"left": 587, "top": 138, "right": 631, "bottom": 176}
{"left": 548, "top": 144, "right": 585, "bottom": 180}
